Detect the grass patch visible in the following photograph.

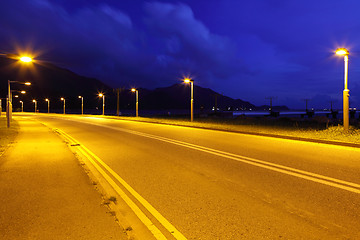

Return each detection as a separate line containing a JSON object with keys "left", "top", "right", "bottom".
{"left": 110, "top": 115, "right": 360, "bottom": 145}
{"left": 0, "top": 116, "right": 19, "bottom": 155}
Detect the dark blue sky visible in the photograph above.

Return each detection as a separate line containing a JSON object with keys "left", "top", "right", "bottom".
{"left": 1, "top": 0, "right": 360, "bottom": 109}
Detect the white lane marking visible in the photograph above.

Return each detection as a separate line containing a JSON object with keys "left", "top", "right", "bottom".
{"left": 56, "top": 128, "right": 187, "bottom": 240}
{"left": 78, "top": 122, "right": 360, "bottom": 194}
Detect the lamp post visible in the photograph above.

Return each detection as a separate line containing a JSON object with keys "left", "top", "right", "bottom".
{"left": 184, "top": 78, "right": 194, "bottom": 122}
{"left": 32, "top": 99, "right": 37, "bottom": 113}
{"left": 20, "top": 101, "right": 23, "bottom": 112}
{"left": 336, "top": 48, "right": 350, "bottom": 132}
{"left": 7, "top": 81, "right": 31, "bottom": 127}
{"left": 131, "top": 88, "right": 139, "bottom": 117}
{"left": 98, "top": 93, "right": 105, "bottom": 115}
{"left": 3, "top": 55, "right": 32, "bottom": 127}
{"left": 60, "top": 98, "right": 65, "bottom": 114}
{"left": 45, "top": 99, "right": 50, "bottom": 113}
{"left": 78, "top": 96, "right": 83, "bottom": 115}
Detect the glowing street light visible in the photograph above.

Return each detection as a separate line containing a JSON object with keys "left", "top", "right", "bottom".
{"left": 183, "top": 78, "right": 194, "bottom": 122}
{"left": 60, "top": 97, "right": 66, "bottom": 114}
{"left": 32, "top": 99, "right": 37, "bottom": 113}
{"left": 11, "top": 90, "right": 25, "bottom": 102}
{"left": 1, "top": 51, "right": 33, "bottom": 127}
{"left": 98, "top": 93, "right": 105, "bottom": 115}
{"left": 19, "top": 56, "right": 33, "bottom": 63}
{"left": 131, "top": 88, "right": 139, "bottom": 117}
{"left": 7, "top": 80, "right": 31, "bottom": 128}
{"left": 45, "top": 99, "right": 50, "bottom": 113}
{"left": 78, "top": 96, "right": 84, "bottom": 115}
{"left": 19, "top": 101, "right": 23, "bottom": 112}
{"left": 335, "top": 48, "right": 350, "bottom": 132}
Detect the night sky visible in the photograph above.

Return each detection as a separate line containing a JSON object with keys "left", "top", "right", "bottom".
{"left": 1, "top": 0, "right": 360, "bottom": 109}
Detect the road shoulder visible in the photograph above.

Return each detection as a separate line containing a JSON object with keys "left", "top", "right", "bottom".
{"left": 0, "top": 117, "right": 128, "bottom": 240}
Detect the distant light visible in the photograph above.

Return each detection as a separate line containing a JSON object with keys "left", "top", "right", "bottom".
{"left": 25, "top": 82, "right": 31, "bottom": 85}
{"left": 78, "top": 96, "right": 82, "bottom": 98}
{"left": 21, "top": 91, "right": 26, "bottom": 94}
{"left": 184, "top": 78, "right": 192, "bottom": 83}
{"left": 131, "top": 88, "right": 136, "bottom": 92}
{"left": 45, "top": 98, "right": 49, "bottom": 102}
{"left": 335, "top": 48, "right": 349, "bottom": 55}
{"left": 20, "top": 56, "right": 32, "bottom": 62}
{"left": 32, "top": 99, "right": 36, "bottom": 102}
{"left": 20, "top": 101, "right": 23, "bottom": 103}
{"left": 98, "top": 93, "right": 104, "bottom": 97}
{"left": 60, "top": 98, "right": 64, "bottom": 101}
{"left": 14, "top": 95, "right": 19, "bottom": 98}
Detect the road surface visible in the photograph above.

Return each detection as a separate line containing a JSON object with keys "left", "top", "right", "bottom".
{"left": 18, "top": 113, "right": 360, "bottom": 239}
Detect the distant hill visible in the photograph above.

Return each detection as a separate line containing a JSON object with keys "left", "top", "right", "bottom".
{"left": 134, "top": 83, "right": 255, "bottom": 110}
{"left": 0, "top": 57, "right": 112, "bottom": 112}
{"left": 0, "top": 57, "right": 287, "bottom": 113}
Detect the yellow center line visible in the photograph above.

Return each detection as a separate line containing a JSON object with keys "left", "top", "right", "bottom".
{"left": 56, "top": 128, "right": 187, "bottom": 240}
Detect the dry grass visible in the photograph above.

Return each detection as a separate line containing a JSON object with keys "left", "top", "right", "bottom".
{"left": 111, "top": 116, "right": 360, "bottom": 145}
{"left": 0, "top": 116, "right": 19, "bottom": 155}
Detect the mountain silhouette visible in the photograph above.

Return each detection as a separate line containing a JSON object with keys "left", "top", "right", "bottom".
{"left": 1, "top": 56, "right": 287, "bottom": 114}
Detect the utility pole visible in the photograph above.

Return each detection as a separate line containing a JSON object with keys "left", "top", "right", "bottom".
{"left": 265, "top": 96, "right": 276, "bottom": 111}
{"left": 330, "top": 100, "right": 333, "bottom": 111}
{"left": 302, "top": 99, "right": 311, "bottom": 111}
{"left": 113, "top": 88, "right": 124, "bottom": 116}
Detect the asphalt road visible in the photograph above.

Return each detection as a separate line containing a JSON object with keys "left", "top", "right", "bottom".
{"left": 21, "top": 113, "right": 360, "bottom": 239}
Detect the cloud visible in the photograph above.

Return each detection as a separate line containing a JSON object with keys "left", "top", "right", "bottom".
{"left": 144, "top": 2, "right": 250, "bottom": 84}
{"left": 1, "top": 0, "right": 359, "bottom": 108}
{"left": 0, "top": 0, "right": 251, "bottom": 92}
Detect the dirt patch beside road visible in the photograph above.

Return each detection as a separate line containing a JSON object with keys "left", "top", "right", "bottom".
{"left": 0, "top": 116, "right": 19, "bottom": 156}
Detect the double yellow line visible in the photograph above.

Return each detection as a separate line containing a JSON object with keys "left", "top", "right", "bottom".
{"left": 55, "top": 128, "right": 187, "bottom": 240}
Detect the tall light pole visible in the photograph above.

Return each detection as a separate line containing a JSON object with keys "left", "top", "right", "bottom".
{"left": 336, "top": 48, "right": 350, "bottom": 132}
{"left": 45, "top": 99, "right": 50, "bottom": 113}
{"left": 7, "top": 81, "right": 31, "bottom": 128}
{"left": 184, "top": 78, "right": 194, "bottom": 122}
{"left": 131, "top": 88, "right": 139, "bottom": 117}
{"left": 98, "top": 93, "right": 105, "bottom": 115}
{"left": 20, "top": 101, "right": 23, "bottom": 112}
{"left": 78, "top": 96, "right": 83, "bottom": 115}
{"left": 32, "top": 99, "right": 37, "bottom": 113}
{"left": 61, "top": 98, "right": 66, "bottom": 114}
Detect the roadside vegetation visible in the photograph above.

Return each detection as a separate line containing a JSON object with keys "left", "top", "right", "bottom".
{"left": 0, "top": 116, "right": 19, "bottom": 155}
{"left": 113, "top": 115, "right": 360, "bottom": 144}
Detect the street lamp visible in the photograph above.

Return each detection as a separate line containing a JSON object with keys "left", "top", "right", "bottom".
{"left": 7, "top": 81, "right": 31, "bottom": 127}
{"left": 98, "top": 93, "right": 105, "bottom": 115}
{"left": 11, "top": 90, "right": 25, "bottom": 102}
{"left": 336, "top": 48, "right": 350, "bottom": 132}
{"left": 78, "top": 96, "right": 83, "bottom": 115}
{"left": 60, "top": 98, "right": 65, "bottom": 114}
{"left": 19, "top": 56, "right": 32, "bottom": 63}
{"left": 45, "top": 99, "right": 50, "bottom": 113}
{"left": 131, "top": 88, "right": 139, "bottom": 117}
{"left": 19, "top": 101, "right": 23, "bottom": 112}
{"left": 32, "top": 99, "right": 37, "bottom": 113}
{"left": 184, "top": 78, "right": 194, "bottom": 122}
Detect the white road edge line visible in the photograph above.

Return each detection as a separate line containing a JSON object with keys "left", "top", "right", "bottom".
{"left": 56, "top": 128, "right": 187, "bottom": 240}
